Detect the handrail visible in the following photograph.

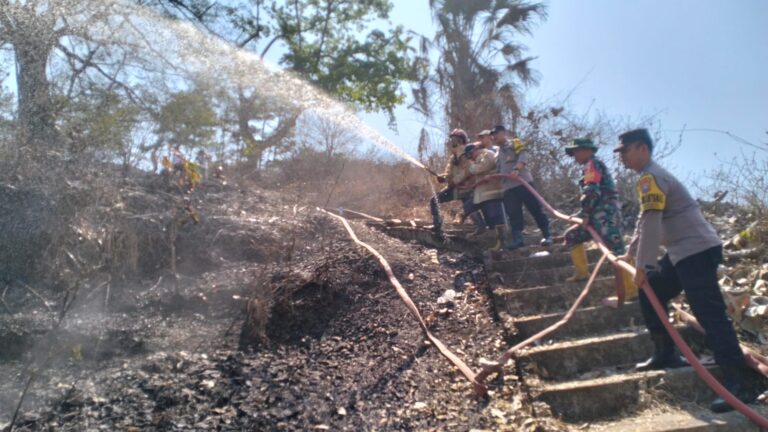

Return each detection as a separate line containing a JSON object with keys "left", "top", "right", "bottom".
{"left": 479, "top": 174, "right": 768, "bottom": 428}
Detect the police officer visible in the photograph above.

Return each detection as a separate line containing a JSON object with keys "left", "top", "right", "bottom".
{"left": 429, "top": 129, "right": 485, "bottom": 240}
{"left": 562, "top": 138, "right": 636, "bottom": 300}
{"left": 494, "top": 125, "right": 552, "bottom": 248}
{"left": 615, "top": 128, "right": 761, "bottom": 413}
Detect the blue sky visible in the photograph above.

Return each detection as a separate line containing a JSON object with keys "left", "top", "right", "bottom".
{"left": 363, "top": 0, "right": 768, "bottom": 183}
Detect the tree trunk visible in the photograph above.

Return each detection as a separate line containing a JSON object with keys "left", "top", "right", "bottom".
{"left": 13, "top": 22, "right": 58, "bottom": 149}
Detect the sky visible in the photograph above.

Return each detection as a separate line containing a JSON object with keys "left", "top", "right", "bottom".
{"left": 363, "top": 0, "right": 768, "bottom": 184}
{"left": 1, "top": 0, "right": 766, "bottom": 187}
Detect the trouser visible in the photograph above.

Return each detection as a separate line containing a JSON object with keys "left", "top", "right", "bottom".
{"left": 564, "top": 208, "right": 625, "bottom": 255}
{"left": 461, "top": 195, "right": 485, "bottom": 228}
{"left": 640, "top": 246, "right": 746, "bottom": 367}
{"left": 429, "top": 188, "right": 484, "bottom": 230}
{"left": 429, "top": 187, "right": 455, "bottom": 229}
{"left": 502, "top": 184, "right": 550, "bottom": 236}
{"left": 477, "top": 199, "right": 504, "bottom": 229}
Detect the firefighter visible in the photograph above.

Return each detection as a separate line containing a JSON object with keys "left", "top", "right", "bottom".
{"left": 616, "top": 128, "right": 762, "bottom": 413}
{"left": 562, "top": 138, "right": 637, "bottom": 300}
{"left": 494, "top": 125, "right": 552, "bottom": 249}
{"left": 464, "top": 143, "right": 506, "bottom": 250}
{"left": 429, "top": 129, "right": 485, "bottom": 240}
{"left": 476, "top": 129, "right": 498, "bottom": 154}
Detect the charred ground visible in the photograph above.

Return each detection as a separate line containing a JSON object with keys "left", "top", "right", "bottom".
{"left": 0, "top": 167, "right": 557, "bottom": 431}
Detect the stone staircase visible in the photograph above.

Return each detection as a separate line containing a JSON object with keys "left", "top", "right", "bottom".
{"left": 489, "top": 244, "right": 767, "bottom": 431}
{"left": 374, "top": 220, "right": 767, "bottom": 430}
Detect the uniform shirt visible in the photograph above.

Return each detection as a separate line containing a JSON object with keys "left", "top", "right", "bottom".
{"left": 496, "top": 138, "right": 534, "bottom": 191}
{"left": 577, "top": 157, "right": 620, "bottom": 219}
{"left": 628, "top": 160, "right": 721, "bottom": 271}
{"left": 468, "top": 148, "right": 503, "bottom": 204}
{"left": 443, "top": 154, "right": 475, "bottom": 199}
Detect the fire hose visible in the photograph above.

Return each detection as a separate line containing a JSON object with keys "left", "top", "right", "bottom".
{"left": 319, "top": 209, "right": 486, "bottom": 393}
{"left": 476, "top": 174, "right": 768, "bottom": 428}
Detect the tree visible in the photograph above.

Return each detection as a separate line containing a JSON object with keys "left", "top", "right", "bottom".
{"left": 156, "top": 89, "right": 218, "bottom": 152}
{"left": 148, "top": 0, "right": 417, "bottom": 168}
{"left": 413, "top": 0, "right": 546, "bottom": 131}
{"left": 296, "top": 111, "right": 355, "bottom": 159}
{"left": 0, "top": 1, "right": 174, "bottom": 154}
{"left": 57, "top": 87, "right": 141, "bottom": 168}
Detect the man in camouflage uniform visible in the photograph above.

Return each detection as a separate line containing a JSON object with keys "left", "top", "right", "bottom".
{"left": 616, "top": 128, "right": 761, "bottom": 413}
{"left": 429, "top": 129, "right": 485, "bottom": 240}
{"left": 562, "top": 139, "right": 635, "bottom": 301}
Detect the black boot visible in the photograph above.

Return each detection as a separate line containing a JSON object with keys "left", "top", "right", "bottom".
{"left": 710, "top": 364, "right": 763, "bottom": 413}
{"left": 432, "top": 215, "right": 445, "bottom": 241}
{"left": 635, "top": 333, "right": 689, "bottom": 371}
{"left": 539, "top": 224, "right": 553, "bottom": 247}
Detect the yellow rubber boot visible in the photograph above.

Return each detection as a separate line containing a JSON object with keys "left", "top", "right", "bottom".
{"left": 489, "top": 225, "right": 507, "bottom": 251}
{"left": 622, "top": 261, "right": 638, "bottom": 300}
{"left": 566, "top": 244, "right": 589, "bottom": 282}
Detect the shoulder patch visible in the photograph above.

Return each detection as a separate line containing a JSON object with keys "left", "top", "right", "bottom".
{"left": 512, "top": 138, "right": 525, "bottom": 153}
{"left": 637, "top": 173, "right": 666, "bottom": 212}
{"left": 583, "top": 160, "right": 602, "bottom": 184}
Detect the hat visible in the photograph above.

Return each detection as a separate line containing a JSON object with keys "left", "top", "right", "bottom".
{"left": 462, "top": 144, "right": 477, "bottom": 157}
{"left": 614, "top": 128, "right": 653, "bottom": 153}
{"left": 565, "top": 138, "right": 598, "bottom": 156}
{"left": 477, "top": 129, "right": 492, "bottom": 137}
{"left": 449, "top": 128, "right": 469, "bottom": 143}
{"left": 490, "top": 125, "right": 506, "bottom": 135}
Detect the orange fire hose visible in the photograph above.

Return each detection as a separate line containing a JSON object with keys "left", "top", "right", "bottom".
{"left": 320, "top": 209, "right": 486, "bottom": 393}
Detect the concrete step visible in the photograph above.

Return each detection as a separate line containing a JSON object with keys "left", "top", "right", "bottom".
{"left": 536, "top": 366, "right": 726, "bottom": 422}
{"left": 513, "top": 303, "right": 644, "bottom": 341}
{"left": 521, "top": 327, "right": 706, "bottom": 381}
{"left": 492, "top": 277, "right": 616, "bottom": 316}
{"left": 497, "top": 262, "right": 616, "bottom": 288}
{"left": 491, "top": 248, "right": 603, "bottom": 273}
{"left": 588, "top": 405, "right": 768, "bottom": 431}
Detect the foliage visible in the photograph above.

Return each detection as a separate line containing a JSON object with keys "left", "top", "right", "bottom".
{"left": 156, "top": 89, "right": 218, "bottom": 151}
{"left": 413, "top": 0, "right": 546, "bottom": 131}
{"left": 58, "top": 88, "right": 141, "bottom": 156}
{"left": 703, "top": 151, "right": 768, "bottom": 216}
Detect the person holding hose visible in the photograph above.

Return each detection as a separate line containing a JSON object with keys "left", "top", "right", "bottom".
{"left": 494, "top": 125, "right": 552, "bottom": 249}
{"left": 429, "top": 128, "right": 485, "bottom": 241}
{"left": 616, "top": 128, "right": 761, "bottom": 413}
{"left": 464, "top": 143, "right": 507, "bottom": 251}
{"left": 562, "top": 138, "right": 637, "bottom": 303}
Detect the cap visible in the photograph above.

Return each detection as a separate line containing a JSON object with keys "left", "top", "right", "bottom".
{"left": 490, "top": 125, "right": 506, "bottom": 135}
{"left": 614, "top": 128, "right": 653, "bottom": 153}
{"left": 564, "top": 138, "right": 598, "bottom": 156}
{"left": 477, "top": 129, "right": 492, "bottom": 137}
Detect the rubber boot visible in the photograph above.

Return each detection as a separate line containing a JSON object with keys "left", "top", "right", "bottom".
{"left": 565, "top": 244, "right": 589, "bottom": 282}
{"left": 505, "top": 229, "right": 525, "bottom": 250}
{"left": 635, "top": 333, "right": 689, "bottom": 371}
{"left": 489, "top": 225, "right": 507, "bottom": 251}
{"left": 710, "top": 364, "right": 763, "bottom": 413}
{"left": 432, "top": 215, "right": 445, "bottom": 242}
{"left": 467, "top": 212, "right": 486, "bottom": 237}
{"left": 622, "top": 266, "right": 638, "bottom": 300}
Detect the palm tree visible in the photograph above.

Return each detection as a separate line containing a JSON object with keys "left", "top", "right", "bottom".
{"left": 413, "top": 0, "right": 546, "bottom": 132}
